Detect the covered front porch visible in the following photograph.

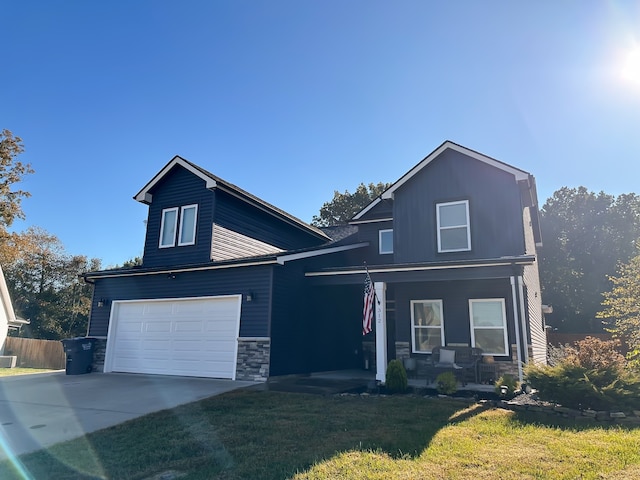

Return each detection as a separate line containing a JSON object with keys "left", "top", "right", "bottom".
{"left": 305, "top": 258, "right": 535, "bottom": 387}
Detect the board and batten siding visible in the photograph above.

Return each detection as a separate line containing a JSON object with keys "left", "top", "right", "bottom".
{"left": 88, "top": 265, "right": 273, "bottom": 338}
{"left": 391, "top": 149, "right": 526, "bottom": 264}
{"left": 394, "top": 279, "right": 515, "bottom": 355}
{"left": 269, "top": 263, "right": 309, "bottom": 376}
{"left": 357, "top": 221, "right": 395, "bottom": 264}
{"left": 142, "top": 166, "right": 214, "bottom": 268}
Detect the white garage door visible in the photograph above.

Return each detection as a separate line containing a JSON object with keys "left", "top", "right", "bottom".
{"left": 106, "top": 296, "right": 241, "bottom": 379}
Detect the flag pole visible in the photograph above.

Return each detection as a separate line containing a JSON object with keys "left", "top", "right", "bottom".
{"left": 364, "top": 262, "right": 381, "bottom": 305}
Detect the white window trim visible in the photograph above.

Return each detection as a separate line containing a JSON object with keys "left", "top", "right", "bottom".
{"left": 159, "top": 207, "right": 179, "bottom": 248}
{"left": 410, "top": 299, "right": 445, "bottom": 354}
{"left": 436, "top": 200, "right": 471, "bottom": 253}
{"left": 469, "top": 298, "right": 509, "bottom": 356}
{"left": 178, "top": 204, "right": 198, "bottom": 246}
{"left": 378, "top": 229, "right": 393, "bottom": 255}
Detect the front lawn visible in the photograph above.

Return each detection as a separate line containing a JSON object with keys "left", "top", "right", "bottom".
{"left": 1, "top": 389, "right": 639, "bottom": 479}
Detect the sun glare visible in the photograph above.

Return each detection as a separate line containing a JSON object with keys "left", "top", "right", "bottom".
{"left": 620, "top": 43, "right": 640, "bottom": 88}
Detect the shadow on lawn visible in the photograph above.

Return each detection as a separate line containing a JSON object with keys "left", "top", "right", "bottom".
{"left": 2, "top": 387, "right": 634, "bottom": 480}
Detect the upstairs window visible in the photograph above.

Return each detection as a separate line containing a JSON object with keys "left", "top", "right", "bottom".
{"left": 159, "top": 204, "right": 198, "bottom": 248}
{"left": 379, "top": 229, "right": 393, "bottom": 254}
{"left": 159, "top": 207, "right": 179, "bottom": 248}
{"left": 178, "top": 205, "right": 198, "bottom": 246}
{"left": 437, "top": 200, "right": 471, "bottom": 252}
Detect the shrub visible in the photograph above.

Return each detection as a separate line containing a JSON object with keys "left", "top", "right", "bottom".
{"left": 435, "top": 371, "right": 457, "bottom": 395}
{"left": 495, "top": 374, "right": 519, "bottom": 397}
{"left": 385, "top": 359, "right": 408, "bottom": 393}
{"left": 564, "top": 336, "right": 626, "bottom": 371}
{"left": 525, "top": 362, "right": 640, "bottom": 411}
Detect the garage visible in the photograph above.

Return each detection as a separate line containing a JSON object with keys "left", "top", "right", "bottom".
{"left": 104, "top": 296, "right": 241, "bottom": 379}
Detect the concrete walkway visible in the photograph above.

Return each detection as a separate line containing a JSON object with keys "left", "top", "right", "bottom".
{"left": 0, "top": 372, "right": 256, "bottom": 459}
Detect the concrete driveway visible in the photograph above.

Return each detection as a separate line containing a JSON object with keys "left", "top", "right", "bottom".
{"left": 0, "top": 372, "right": 256, "bottom": 460}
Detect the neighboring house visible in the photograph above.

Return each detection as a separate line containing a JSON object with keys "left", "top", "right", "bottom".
{"left": 0, "top": 264, "right": 18, "bottom": 355}
{"left": 84, "top": 141, "right": 545, "bottom": 383}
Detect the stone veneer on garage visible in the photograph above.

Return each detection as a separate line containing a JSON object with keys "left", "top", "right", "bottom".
{"left": 90, "top": 337, "right": 270, "bottom": 382}
{"left": 235, "top": 337, "right": 270, "bottom": 382}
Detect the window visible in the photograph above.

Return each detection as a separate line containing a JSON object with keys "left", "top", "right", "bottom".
{"left": 178, "top": 204, "right": 198, "bottom": 246}
{"left": 379, "top": 229, "right": 393, "bottom": 254}
{"left": 469, "top": 299, "right": 508, "bottom": 356}
{"left": 436, "top": 200, "right": 471, "bottom": 252}
{"left": 159, "top": 207, "right": 178, "bottom": 248}
{"left": 411, "top": 300, "right": 444, "bottom": 353}
{"left": 159, "top": 204, "right": 198, "bottom": 248}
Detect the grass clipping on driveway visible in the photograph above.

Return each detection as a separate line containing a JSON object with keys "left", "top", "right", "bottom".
{"left": 1, "top": 389, "right": 640, "bottom": 479}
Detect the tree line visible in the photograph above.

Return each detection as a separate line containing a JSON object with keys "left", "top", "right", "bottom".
{"left": 2, "top": 129, "right": 639, "bottom": 359}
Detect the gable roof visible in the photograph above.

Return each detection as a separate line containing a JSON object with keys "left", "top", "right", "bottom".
{"left": 134, "top": 155, "right": 329, "bottom": 241}
{"left": 352, "top": 141, "right": 533, "bottom": 221}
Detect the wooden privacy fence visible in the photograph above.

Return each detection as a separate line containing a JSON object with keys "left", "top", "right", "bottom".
{"left": 4, "top": 337, "right": 66, "bottom": 370}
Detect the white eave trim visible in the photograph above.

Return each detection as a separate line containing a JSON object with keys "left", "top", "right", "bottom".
{"left": 352, "top": 198, "right": 383, "bottom": 221}
{"left": 134, "top": 156, "right": 217, "bottom": 204}
{"left": 305, "top": 257, "right": 535, "bottom": 277}
{"left": 381, "top": 141, "right": 530, "bottom": 201}
{"left": 349, "top": 216, "right": 393, "bottom": 225}
{"left": 276, "top": 242, "right": 369, "bottom": 265}
{"left": 86, "top": 259, "right": 278, "bottom": 279}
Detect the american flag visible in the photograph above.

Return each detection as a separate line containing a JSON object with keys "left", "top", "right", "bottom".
{"left": 362, "top": 271, "right": 374, "bottom": 335}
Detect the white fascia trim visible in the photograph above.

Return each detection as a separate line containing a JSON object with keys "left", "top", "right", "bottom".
{"left": 381, "top": 141, "right": 530, "bottom": 201}
{"left": 87, "top": 259, "right": 278, "bottom": 279}
{"left": 352, "top": 197, "right": 382, "bottom": 220}
{"left": 276, "top": 242, "right": 369, "bottom": 265}
{"left": 349, "top": 217, "right": 393, "bottom": 225}
{"left": 305, "top": 259, "right": 534, "bottom": 277}
{"left": 135, "top": 156, "right": 217, "bottom": 203}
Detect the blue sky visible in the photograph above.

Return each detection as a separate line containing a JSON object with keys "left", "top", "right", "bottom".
{"left": 3, "top": 1, "right": 640, "bottom": 267}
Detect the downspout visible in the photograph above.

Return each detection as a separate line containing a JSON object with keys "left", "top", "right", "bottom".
{"left": 517, "top": 276, "right": 529, "bottom": 364}
{"left": 510, "top": 276, "right": 524, "bottom": 383}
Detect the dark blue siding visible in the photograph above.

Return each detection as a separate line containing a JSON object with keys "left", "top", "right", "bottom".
{"left": 215, "top": 190, "right": 323, "bottom": 250}
{"left": 393, "top": 150, "right": 525, "bottom": 263}
{"left": 88, "top": 265, "right": 273, "bottom": 338}
{"left": 143, "top": 166, "right": 214, "bottom": 268}
{"left": 357, "top": 221, "right": 395, "bottom": 265}
{"left": 270, "top": 263, "right": 309, "bottom": 375}
{"left": 394, "top": 279, "right": 514, "bottom": 353}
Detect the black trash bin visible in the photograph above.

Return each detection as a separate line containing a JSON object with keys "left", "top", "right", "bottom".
{"left": 61, "top": 337, "right": 96, "bottom": 375}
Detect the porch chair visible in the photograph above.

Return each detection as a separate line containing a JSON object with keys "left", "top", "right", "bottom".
{"left": 428, "top": 345, "right": 483, "bottom": 385}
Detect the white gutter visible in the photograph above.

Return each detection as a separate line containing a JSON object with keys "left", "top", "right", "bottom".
{"left": 517, "top": 276, "right": 529, "bottom": 364}
{"left": 276, "top": 242, "right": 369, "bottom": 265}
{"left": 305, "top": 258, "right": 535, "bottom": 277}
{"left": 510, "top": 276, "right": 524, "bottom": 383}
{"left": 86, "top": 259, "right": 278, "bottom": 280}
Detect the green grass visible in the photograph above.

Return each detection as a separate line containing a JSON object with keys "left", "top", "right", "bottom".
{"left": 0, "top": 368, "right": 58, "bottom": 377}
{"left": 1, "top": 389, "right": 639, "bottom": 479}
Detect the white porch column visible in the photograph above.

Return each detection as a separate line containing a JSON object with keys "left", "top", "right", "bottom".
{"left": 374, "top": 281, "right": 387, "bottom": 383}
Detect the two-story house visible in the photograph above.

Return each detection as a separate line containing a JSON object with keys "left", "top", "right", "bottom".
{"left": 84, "top": 141, "right": 546, "bottom": 383}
